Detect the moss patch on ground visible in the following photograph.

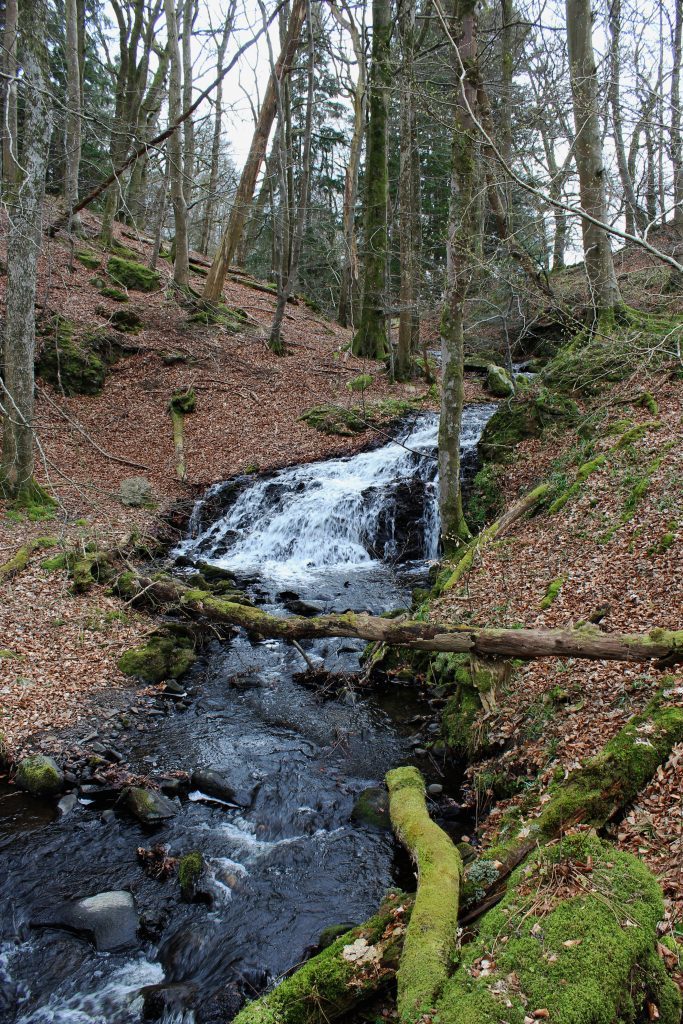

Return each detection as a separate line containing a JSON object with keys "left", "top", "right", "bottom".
{"left": 479, "top": 386, "right": 578, "bottom": 463}
{"left": 107, "top": 256, "right": 161, "bottom": 292}
{"left": 437, "top": 833, "right": 681, "bottom": 1024}
{"left": 117, "top": 635, "right": 196, "bottom": 683}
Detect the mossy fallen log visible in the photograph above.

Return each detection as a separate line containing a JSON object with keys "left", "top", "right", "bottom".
{"left": 443, "top": 484, "right": 550, "bottom": 591}
{"left": 386, "top": 768, "right": 462, "bottom": 1023}
{"left": 114, "top": 573, "right": 683, "bottom": 665}
{"left": 232, "top": 892, "right": 413, "bottom": 1024}
{"left": 0, "top": 536, "right": 58, "bottom": 584}
{"left": 437, "top": 833, "right": 681, "bottom": 1024}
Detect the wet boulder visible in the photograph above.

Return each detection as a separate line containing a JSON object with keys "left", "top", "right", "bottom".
{"left": 33, "top": 890, "right": 138, "bottom": 952}
{"left": 190, "top": 769, "right": 257, "bottom": 808}
{"left": 158, "top": 923, "right": 219, "bottom": 982}
{"left": 486, "top": 363, "right": 514, "bottom": 397}
{"left": 15, "top": 755, "right": 64, "bottom": 797}
{"left": 125, "top": 786, "right": 178, "bottom": 824}
{"left": 351, "top": 786, "right": 391, "bottom": 830}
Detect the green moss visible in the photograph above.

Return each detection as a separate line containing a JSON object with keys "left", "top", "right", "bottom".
{"left": 110, "top": 308, "right": 142, "bottom": 333}
{"left": 465, "top": 464, "right": 504, "bottom": 532}
{"left": 169, "top": 388, "right": 197, "bottom": 415}
{"left": 479, "top": 387, "right": 578, "bottom": 463}
{"left": 99, "top": 286, "right": 128, "bottom": 301}
{"left": 15, "top": 754, "right": 64, "bottom": 796}
{"left": 178, "top": 850, "right": 204, "bottom": 899}
{"left": 486, "top": 363, "right": 514, "bottom": 397}
{"left": 75, "top": 249, "right": 101, "bottom": 270}
{"left": 351, "top": 787, "right": 391, "bottom": 829}
{"left": 637, "top": 391, "right": 659, "bottom": 415}
{"left": 0, "top": 535, "right": 57, "bottom": 582}
{"left": 233, "top": 894, "right": 411, "bottom": 1024}
{"left": 540, "top": 576, "right": 564, "bottom": 610}
{"left": 41, "top": 552, "right": 68, "bottom": 571}
{"left": 435, "top": 835, "right": 681, "bottom": 1024}
{"left": 300, "top": 404, "right": 367, "bottom": 436}
{"left": 117, "top": 635, "right": 196, "bottom": 683}
{"left": 649, "top": 521, "right": 678, "bottom": 555}
{"left": 385, "top": 768, "right": 463, "bottom": 1023}
{"left": 107, "top": 256, "right": 161, "bottom": 292}
{"left": 346, "top": 373, "right": 374, "bottom": 392}
{"left": 188, "top": 302, "right": 247, "bottom": 332}
{"left": 548, "top": 456, "right": 606, "bottom": 515}
{"left": 615, "top": 420, "right": 661, "bottom": 448}
{"left": 36, "top": 317, "right": 107, "bottom": 395}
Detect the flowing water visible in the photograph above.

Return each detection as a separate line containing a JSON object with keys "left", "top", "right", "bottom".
{"left": 0, "top": 406, "right": 495, "bottom": 1024}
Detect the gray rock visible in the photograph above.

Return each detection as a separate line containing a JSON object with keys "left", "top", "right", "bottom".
{"left": 125, "top": 786, "right": 177, "bottom": 824}
{"left": 57, "top": 792, "right": 78, "bottom": 817}
{"left": 190, "top": 769, "right": 256, "bottom": 808}
{"left": 119, "top": 475, "right": 155, "bottom": 508}
{"left": 34, "top": 890, "right": 138, "bottom": 952}
{"left": 15, "top": 755, "right": 64, "bottom": 797}
{"left": 351, "top": 787, "right": 391, "bottom": 830}
{"left": 486, "top": 363, "right": 514, "bottom": 397}
{"left": 427, "top": 783, "right": 443, "bottom": 796}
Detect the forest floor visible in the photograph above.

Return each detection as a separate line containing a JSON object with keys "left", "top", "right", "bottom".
{"left": 1, "top": 209, "right": 682, "bottom": 956}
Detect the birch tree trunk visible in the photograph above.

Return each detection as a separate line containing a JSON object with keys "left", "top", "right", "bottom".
{"left": 202, "top": 0, "right": 306, "bottom": 303}
{"left": 1, "top": 0, "right": 52, "bottom": 499}
{"left": 565, "top": 0, "right": 623, "bottom": 317}
{"left": 64, "top": 0, "right": 82, "bottom": 233}
{"left": 352, "top": 0, "right": 392, "bottom": 360}
{"left": 438, "top": 0, "right": 478, "bottom": 551}
{"left": 164, "top": 0, "right": 190, "bottom": 288}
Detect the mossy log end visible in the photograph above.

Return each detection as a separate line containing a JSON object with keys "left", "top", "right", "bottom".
{"left": 233, "top": 893, "right": 413, "bottom": 1024}
{"left": 0, "top": 537, "right": 58, "bottom": 584}
{"left": 115, "top": 574, "right": 683, "bottom": 666}
{"left": 386, "top": 768, "right": 463, "bottom": 1024}
{"left": 440, "top": 833, "right": 681, "bottom": 1024}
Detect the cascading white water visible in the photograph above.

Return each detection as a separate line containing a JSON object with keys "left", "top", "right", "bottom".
{"left": 180, "top": 407, "right": 496, "bottom": 581}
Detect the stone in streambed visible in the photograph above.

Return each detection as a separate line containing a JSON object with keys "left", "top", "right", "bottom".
{"left": 351, "top": 786, "right": 391, "bottom": 830}
{"left": 15, "top": 755, "right": 64, "bottom": 796}
{"left": 190, "top": 769, "right": 256, "bottom": 808}
{"left": 33, "top": 890, "right": 138, "bottom": 951}
{"left": 125, "top": 786, "right": 177, "bottom": 823}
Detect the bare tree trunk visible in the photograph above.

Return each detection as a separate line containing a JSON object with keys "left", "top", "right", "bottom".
{"left": 336, "top": 13, "right": 366, "bottom": 328}
{"left": 199, "top": 6, "right": 234, "bottom": 255}
{"left": 565, "top": 0, "right": 622, "bottom": 317}
{"left": 352, "top": 0, "right": 392, "bottom": 359}
{"left": 64, "top": 0, "right": 82, "bottom": 233}
{"left": 164, "top": 0, "right": 189, "bottom": 287}
{"left": 269, "top": 0, "right": 315, "bottom": 354}
{"left": 181, "top": 0, "right": 197, "bottom": 209}
{"left": 397, "top": 0, "right": 417, "bottom": 380}
{"left": 202, "top": 0, "right": 306, "bottom": 303}
{"left": 607, "top": 0, "right": 641, "bottom": 236}
{"left": 149, "top": 154, "right": 170, "bottom": 269}
{"left": 1, "top": 0, "right": 18, "bottom": 186}
{"left": 439, "top": 0, "right": 478, "bottom": 552}
{"left": 1, "top": 0, "right": 52, "bottom": 499}
{"left": 673, "top": 0, "right": 683, "bottom": 231}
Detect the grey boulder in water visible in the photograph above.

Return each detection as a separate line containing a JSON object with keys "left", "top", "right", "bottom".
{"left": 33, "top": 890, "right": 139, "bottom": 951}
{"left": 125, "top": 785, "right": 178, "bottom": 823}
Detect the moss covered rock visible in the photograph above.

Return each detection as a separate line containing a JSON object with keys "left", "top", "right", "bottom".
{"left": 125, "top": 786, "right": 177, "bottom": 824}
{"left": 36, "top": 317, "right": 107, "bottom": 395}
{"left": 118, "top": 476, "right": 156, "bottom": 508}
{"left": 479, "top": 387, "right": 578, "bottom": 463}
{"left": 486, "top": 364, "right": 514, "bottom": 397}
{"left": 117, "top": 636, "right": 196, "bottom": 684}
{"left": 76, "top": 249, "right": 102, "bottom": 270}
{"left": 300, "top": 404, "right": 367, "bottom": 436}
{"left": 435, "top": 834, "right": 681, "bottom": 1024}
{"left": 15, "top": 755, "right": 64, "bottom": 796}
{"left": 99, "top": 286, "right": 128, "bottom": 302}
{"left": 110, "top": 308, "right": 142, "bottom": 333}
{"left": 107, "top": 256, "right": 161, "bottom": 292}
{"left": 351, "top": 787, "right": 391, "bottom": 830}
{"left": 178, "top": 850, "right": 206, "bottom": 900}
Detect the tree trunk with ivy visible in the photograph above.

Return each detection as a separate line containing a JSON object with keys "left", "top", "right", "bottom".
{"left": 352, "top": 0, "right": 392, "bottom": 359}
{"left": 1, "top": 0, "right": 52, "bottom": 499}
{"left": 438, "top": 0, "right": 478, "bottom": 551}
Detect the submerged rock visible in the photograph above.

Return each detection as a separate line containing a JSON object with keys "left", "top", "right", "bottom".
{"left": 351, "top": 787, "right": 391, "bottom": 830}
{"left": 15, "top": 755, "right": 64, "bottom": 797}
{"left": 190, "top": 768, "right": 256, "bottom": 808}
{"left": 125, "top": 786, "right": 178, "bottom": 824}
{"left": 33, "top": 890, "right": 138, "bottom": 952}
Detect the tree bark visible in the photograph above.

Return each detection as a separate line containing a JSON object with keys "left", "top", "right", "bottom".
{"left": 181, "top": 0, "right": 197, "bottom": 209}
{"left": 64, "top": 0, "right": 83, "bottom": 233}
{"left": 1, "top": 0, "right": 18, "bottom": 186}
{"left": 565, "top": 0, "right": 623, "bottom": 317}
{"left": 396, "top": 0, "right": 418, "bottom": 380}
{"left": 438, "top": 0, "right": 478, "bottom": 551}
{"left": 199, "top": 6, "right": 235, "bottom": 255}
{"left": 115, "top": 574, "right": 683, "bottom": 666}
{"left": 352, "top": 0, "right": 392, "bottom": 359}
{"left": 607, "top": 0, "right": 642, "bottom": 236}
{"left": 202, "top": 0, "right": 306, "bottom": 302}
{"left": 673, "top": 0, "right": 683, "bottom": 232}
{"left": 164, "top": 0, "right": 190, "bottom": 287}
{"left": 1, "top": 0, "right": 52, "bottom": 499}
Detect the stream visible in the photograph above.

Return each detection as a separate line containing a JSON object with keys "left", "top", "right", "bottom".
{"left": 0, "top": 405, "right": 495, "bottom": 1024}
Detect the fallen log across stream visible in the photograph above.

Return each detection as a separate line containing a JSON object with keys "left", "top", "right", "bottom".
{"left": 115, "top": 572, "right": 683, "bottom": 665}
